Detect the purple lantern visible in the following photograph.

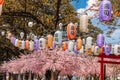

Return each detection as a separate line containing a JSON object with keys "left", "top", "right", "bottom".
{"left": 12, "top": 37, "right": 16, "bottom": 45}
{"left": 99, "top": 0, "right": 112, "bottom": 21}
{"left": 52, "top": 42, "right": 56, "bottom": 49}
{"left": 73, "top": 45, "right": 78, "bottom": 54}
{"left": 34, "top": 39, "right": 39, "bottom": 51}
{"left": 96, "top": 34, "right": 104, "bottom": 47}
{"left": 104, "top": 45, "right": 111, "bottom": 55}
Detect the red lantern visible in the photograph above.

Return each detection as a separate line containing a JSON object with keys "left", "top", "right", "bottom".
{"left": 67, "top": 23, "right": 76, "bottom": 40}
{"left": 62, "top": 41, "right": 68, "bottom": 51}
{"left": 0, "top": 0, "right": 4, "bottom": 5}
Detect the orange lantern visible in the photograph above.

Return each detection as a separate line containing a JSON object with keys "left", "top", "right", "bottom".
{"left": 67, "top": 23, "right": 76, "bottom": 40}
{"left": 17, "top": 40, "right": 21, "bottom": 49}
{"left": 0, "top": 0, "right": 4, "bottom": 5}
{"left": 86, "top": 48, "right": 92, "bottom": 55}
{"left": 46, "top": 34, "right": 54, "bottom": 48}
{"left": 99, "top": 47, "right": 104, "bottom": 55}
{"left": 0, "top": 0, "right": 4, "bottom": 16}
{"left": 76, "top": 37, "right": 82, "bottom": 50}
{"left": 62, "top": 41, "right": 68, "bottom": 51}
{"left": 25, "top": 40, "right": 29, "bottom": 50}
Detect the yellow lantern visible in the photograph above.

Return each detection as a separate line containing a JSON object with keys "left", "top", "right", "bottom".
{"left": 46, "top": 34, "right": 54, "bottom": 49}
{"left": 76, "top": 37, "right": 82, "bottom": 50}
{"left": 86, "top": 48, "right": 92, "bottom": 55}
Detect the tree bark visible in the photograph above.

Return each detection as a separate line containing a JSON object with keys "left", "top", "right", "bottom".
{"left": 67, "top": 75, "right": 72, "bottom": 80}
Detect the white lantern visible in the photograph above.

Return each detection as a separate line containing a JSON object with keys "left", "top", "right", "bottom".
{"left": 79, "top": 46, "right": 84, "bottom": 53}
{"left": 59, "top": 23, "right": 63, "bottom": 30}
{"left": 114, "top": 44, "right": 120, "bottom": 56}
{"left": 68, "top": 40, "right": 74, "bottom": 52}
{"left": 54, "top": 30, "right": 62, "bottom": 45}
{"left": 94, "top": 46, "right": 99, "bottom": 55}
{"left": 82, "top": 38, "right": 86, "bottom": 45}
{"left": 28, "top": 22, "right": 33, "bottom": 27}
{"left": 79, "top": 14, "right": 89, "bottom": 32}
{"left": 111, "top": 45, "right": 114, "bottom": 55}
{"left": 15, "top": 39, "right": 18, "bottom": 47}
{"left": 86, "top": 37, "right": 93, "bottom": 48}
{"left": 20, "top": 32, "right": 24, "bottom": 39}
{"left": 39, "top": 37, "right": 46, "bottom": 49}
{"left": 29, "top": 40, "right": 34, "bottom": 51}
{"left": 1, "top": 30, "right": 5, "bottom": 36}
{"left": 20, "top": 40, "right": 25, "bottom": 49}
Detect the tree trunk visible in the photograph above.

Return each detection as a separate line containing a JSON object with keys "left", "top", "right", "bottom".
{"left": 67, "top": 75, "right": 72, "bottom": 80}
{"left": 45, "top": 70, "right": 51, "bottom": 80}
{"left": 51, "top": 71, "right": 59, "bottom": 80}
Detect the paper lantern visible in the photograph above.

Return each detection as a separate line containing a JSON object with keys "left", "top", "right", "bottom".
{"left": 94, "top": 46, "right": 99, "bottom": 55}
{"left": 46, "top": 34, "right": 54, "bottom": 49}
{"left": 86, "top": 48, "right": 92, "bottom": 55}
{"left": 1, "top": 30, "right": 5, "bottom": 36}
{"left": 99, "top": 0, "right": 112, "bottom": 21}
{"left": 0, "top": 0, "right": 4, "bottom": 16}
{"left": 28, "top": 22, "right": 33, "bottom": 27}
{"left": 7, "top": 33, "right": 12, "bottom": 39}
{"left": 52, "top": 42, "right": 56, "bottom": 49}
{"left": 99, "top": 47, "right": 104, "bottom": 55}
{"left": 79, "top": 14, "right": 89, "bottom": 33}
{"left": 17, "top": 40, "right": 21, "bottom": 49}
{"left": 104, "top": 45, "right": 111, "bottom": 55}
{"left": 0, "top": 0, "right": 4, "bottom": 5}
{"left": 111, "top": 44, "right": 114, "bottom": 54}
{"left": 39, "top": 37, "right": 46, "bottom": 49}
{"left": 29, "top": 40, "right": 34, "bottom": 51}
{"left": 114, "top": 44, "right": 120, "bottom": 56}
{"left": 62, "top": 41, "right": 68, "bottom": 51}
{"left": 76, "top": 37, "right": 82, "bottom": 50}
{"left": 20, "top": 32, "right": 24, "bottom": 39}
{"left": 68, "top": 40, "right": 74, "bottom": 52}
{"left": 96, "top": 34, "right": 104, "bottom": 47}
{"left": 11, "top": 37, "right": 16, "bottom": 45}
{"left": 86, "top": 37, "right": 93, "bottom": 48}
{"left": 15, "top": 39, "right": 18, "bottom": 47}
{"left": 79, "top": 46, "right": 84, "bottom": 53}
{"left": 73, "top": 45, "right": 78, "bottom": 54}
{"left": 25, "top": 40, "right": 29, "bottom": 50}
{"left": 54, "top": 30, "right": 62, "bottom": 45}
{"left": 20, "top": 40, "right": 25, "bottom": 49}
{"left": 67, "top": 23, "right": 76, "bottom": 40}
{"left": 34, "top": 39, "right": 39, "bottom": 51}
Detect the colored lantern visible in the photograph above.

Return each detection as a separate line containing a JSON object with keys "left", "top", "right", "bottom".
{"left": 86, "top": 48, "right": 92, "bottom": 55}
{"left": 111, "top": 44, "right": 114, "bottom": 54}
{"left": 76, "top": 37, "right": 82, "bottom": 50}
{"left": 62, "top": 41, "right": 68, "bottom": 51}
{"left": 0, "top": 0, "right": 4, "bottom": 16}
{"left": 25, "top": 40, "right": 29, "bottom": 50}
{"left": 34, "top": 39, "right": 39, "bottom": 51}
{"left": 20, "top": 32, "right": 24, "bottom": 39}
{"left": 15, "top": 39, "right": 18, "bottom": 47}
{"left": 0, "top": 0, "right": 4, "bottom": 5}
{"left": 104, "top": 44, "right": 111, "bottom": 55}
{"left": 67, "top": 23, "right": 76, "bottom": 40}
{"left": 39, "top": 37, "right": 46, "bottom": 49}
{"left": 11, "top": 37, "right": 16, "bottom": 45}
{"left": 52, "top": 42, "right": 56, "bottom": 49}
{"left": 79, "top": 46, "right": 84, "bottom": 53}
{"left": 99, "top": 47, "right": 104, "bottom": 55}
{"left": 46, "top": 34, "right": 54, "bottom": 49}
{"left": 79, "top": 14, "right": 89, "bottom": 33}
{"left": 114, "top": 44, "right": 120, "bottom": 56}
{"left": 7, "top": 33, "right": 12, "bottom": 39}
{"left": 54, "top": 30, "right": 62, "bottom": 45}
{"left": 17, "top": 40, "right": 21, "bottom": 49}
{"left": 73, "top": 45, "right": 78, "bottom": 53}
{"left": 94, "top": 46, "right": 99, "bottom": 55}
{"left": 20, "top": 40, "right": 25, "bottom": 49}
{"left": 86, "top": 37, "right": 93, "bottom": 48}
{"left": 96, "top": 34, "right": 104, "bottom": 47}
{"left": 99, "top": 0, "right": 112, "bottom": 21}
{"left": 68, "top": 40, "right": 74, "bottom": 52}
{"left": 29, "top": 40, "right": 34, "bottom": 51}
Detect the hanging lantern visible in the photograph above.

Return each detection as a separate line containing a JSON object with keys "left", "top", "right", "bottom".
{"left": 7, "top": 33, "right": 12, "bottom": 39}
{"left": 111, "top": 44, "right": 114, "bottom": 55}
{"left": 73, "top": 45, "right": 78, "bottom": 54}
{"left": 34, "top": 38, "right": 39, "bottom": 51}
{"left": 114, "top": 44, "right": 120, "bottom": 56}
{"left": 46, "top": 34, "right": 54, "bottom": 49}
{"left": 1, "top": 30, "right": 5, "bottom": 36}
{"left": 20, "top": 40, "right": 25, "bottom": 49}
{"left": 25, "top": 40, "right": 29, "bottom": 50}
{"left": 59, "top": 23, "right": 63, "bottom": 30}
{"left": 0, "top": 0, "right": 4, "bottom": 16}
{"left": 99, "top": 0, "right": 112, "bottom": 21}
{"left": 28, "top": 22, "right": 33, "bottom": 27}
{"left": 29, "top": 40, "right": 34, "bottom": 51}
{"left": 20, "top": 32, "right": 24, "bottom": 39}
{"left": 76, "top": 37, "right": 82, "bottom": 50}
{"left": 94, "top": 46, "right": 99, "bottom": 56}
{"left": 52, "top": 42, "right": 56, "bottom": 49}
{"left": 15, "top": 39, "right": 18, "bottom": 47}
{"left": 99, "top": 47, "right": 104, "bottom": 55}
{"left": 17, "top": 40, "right": 21, "bottom": 49}
{"left": 79, "top": 46, "right": 84, "bottom": 54}
{"left": 39, "top": 37, "right": 46, "bottom": 49}
{"left": 104, "top": 44, "right": 111, "bottom": 55}
{"left": 86, "top": 48, "right": 92, "bottom": 55}
{"left": 62, "top": 41, "right": 68, "bottom": 51}
{"left": 79, "top": 14, "right": 89, "bottom": 33}
{"left": 96, "top": 34, "right": 104, "bottom": 47}
{"left": 86, "top": 37, "right": 93, "bottom": 48}
{"left": 67, "top": 23, "right": 76, "bottom": 40}
{"left": 54, "top": 30, "right": 62, "bottom": 45}
{"left": 68, "top": 40, "right": 74, "bottom": 52}
{"left": 11, "top": 37, "right": 16, "bottom": 45}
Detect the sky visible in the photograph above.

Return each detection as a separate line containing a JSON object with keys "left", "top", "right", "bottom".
{"left": 71, "top": 0, "right": 120, "bottom": 44}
